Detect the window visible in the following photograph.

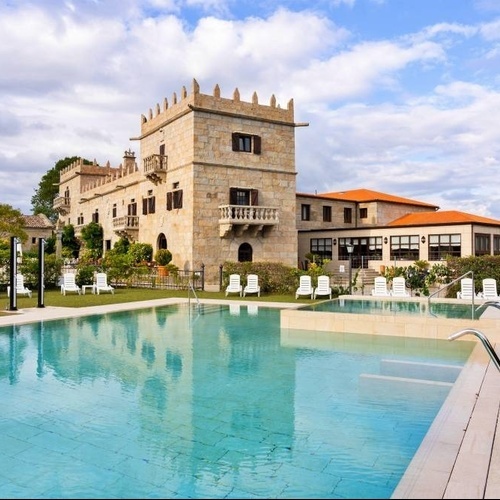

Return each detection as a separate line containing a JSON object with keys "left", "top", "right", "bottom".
{"left": 128, "top": 200, "right": 137, "bottom": 216}
{"left": 157, "top": 233, "right": 167, "bottom": 250}
{"left": 105, "top": 240, "right": 111, "bottom": 251}
{"left": 238, "top": 243, "right": 253, "bottom": 262}
{"left": 229, "top": 188, "right": 258, "bottom": 206}
{"left": 494, "top": 235, "right": 500, "bottom": 256}
{"left": 344, "top": 207, "right": 352, "bottom": 224}
{"left": 365, "top": 237, "right": 383, "bottom": 261}
{"left": 301, "top": 204, "right": 311, "bottom": 221}
{"left": 323, "top": 206, "right": 332, "bottom": 222}
{"left": 167, "top": 189, "right": 183, "bottom": 210}
{"left": 92, "top": 210, "right": 99, "bottom": 223}
{"left": 429, "top": 234, "right": 461, "bottom": 259}
{"left": 77, "top": 213, "right": 84, "bottom": 225}
{"left": 143, "top": 191, "right": 156, "bottom": 215}
{"left": 231, "top": 133, "right": 261, "bottom": 154}
{"left": 31, "top": 237, "right": 36, "bottom": 244}
{"left": 359, "top": 208, "right": 368, "bottom": 219}
{"left": 112, "top": 203, "right": 117, "bottom": 218}
{"left": 310, "top": 238, "right": 332, "bottom": 262}
{"left": 390, "top": 235, "right": 420, "bottom": 260}
{"left": 475, "top": 233, "right": 491, "bottom": 256}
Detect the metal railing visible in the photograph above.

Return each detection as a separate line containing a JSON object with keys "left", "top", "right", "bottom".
{"left": 449, "top": 327, "right": 500, "bottom": 372}
{"left": 428, "top": 270, "right": 475, "bottom": 318}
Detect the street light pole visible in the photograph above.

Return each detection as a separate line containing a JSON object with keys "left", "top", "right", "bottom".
{"left": 346, "top": 242, "right": 354, "bottom": 295}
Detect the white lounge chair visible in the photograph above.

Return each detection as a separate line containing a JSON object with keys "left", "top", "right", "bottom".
{"left": 225, "top": 274, "right": 242, "bottom": 297}
{"left": 60, "top": 273, "right": 81, "bottom": 295}
{"left": 391, "top": 276, "right": 410, "bottom": 297}
{"left": 456, "top": 278, "right": 479, "bottom": 300}
{"left": 243, "top": 274, "right": 260, "bottom": 297}
{"left": 371, "top": 276, "right": 391, "bottom": 297}
{"left": 95, "top": 272, "right": 114, "bottom": 294}
{"left": 313, "top": 275, "right": 332, "bottom": 299}
{"left": 482, "top": 278, "right": 499, "bottom": 300}
{"left": 7, "top": 273, "right": 32, "bottom": 298}
{"left": 296, "top": 275, "right": 314, "bottom": 299}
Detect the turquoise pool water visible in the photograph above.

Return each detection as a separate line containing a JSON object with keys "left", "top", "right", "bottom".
{"left": 301, "top": 298, "right": 479, "bottom": 319}
{"left": 0, "top": 303, "right": 475, "bottom": 499}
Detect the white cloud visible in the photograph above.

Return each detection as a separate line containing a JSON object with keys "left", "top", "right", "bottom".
{"left": 1, "top": 2, "right": 499, "bottom": 222}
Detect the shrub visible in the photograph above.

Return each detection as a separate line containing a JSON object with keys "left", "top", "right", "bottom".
{"left": 154, "top": 249, "right": 172, "bottom": 266}
{"left": 128, "top": 242, "right": 153, "bottom": 264}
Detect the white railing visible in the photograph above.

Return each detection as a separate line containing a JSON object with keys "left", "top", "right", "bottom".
{"left": 113, "top": 216, "right": 139, "bottom": 229}
{"left": 218, "top": 205, "right": 279, "bottom": 224}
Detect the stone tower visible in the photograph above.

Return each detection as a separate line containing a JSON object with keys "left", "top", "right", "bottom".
{"left": 54, "top": 79, "right": 303, "bottom": 286}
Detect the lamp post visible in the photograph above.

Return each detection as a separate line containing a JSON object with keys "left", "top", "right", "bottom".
{"left": 346, "top": 242, "right": 354, "bottom": 295}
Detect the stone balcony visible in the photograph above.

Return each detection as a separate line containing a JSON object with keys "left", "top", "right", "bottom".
{"left": 143, "top": 154, "right": 168, "bottom": 184}
{"left": 113, "top": 216, "right": 140, "bottom": 240}
{"left": 53, "top": 196, "right": 71, "bottom": 215}
{"left": 218, "top": 205, "right": 279, "bottom": 237}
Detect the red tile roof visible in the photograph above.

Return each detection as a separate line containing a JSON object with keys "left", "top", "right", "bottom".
{"left": 312, "top": 188, "right": 439, "bottom": 209}
{"left": 22, "top": 214, "right": 54, "bottom": 229}
{"left": 388, "top": 210, "right": 500, "bottom": 227}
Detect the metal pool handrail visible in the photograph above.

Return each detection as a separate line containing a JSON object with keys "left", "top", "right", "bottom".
{"left": 448, "top": 328, "right": 500, "bottom": 372}
{"left": 428, "top": 270, "right": 475, "bottom": 319}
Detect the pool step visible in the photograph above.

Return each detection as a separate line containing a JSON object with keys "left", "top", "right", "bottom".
{"left": 358, "top": 373, "right": 453, "bottom": 402}
{"left": 358, "top": 359, "right": 461, "bottom": 402}
{"left": 379, "top": 359, "right": 462, "bottom": 383}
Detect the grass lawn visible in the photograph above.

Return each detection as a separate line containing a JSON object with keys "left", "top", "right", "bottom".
{"left": 0, "top": 287, "right": 318, "bottom": 316}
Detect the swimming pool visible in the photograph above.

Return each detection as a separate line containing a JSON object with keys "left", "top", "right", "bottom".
{"left": 300, "top": 297, "right": 480, "bottom": 319}
{"left": 0, "top": 303, "right": 475, "bottom": 498}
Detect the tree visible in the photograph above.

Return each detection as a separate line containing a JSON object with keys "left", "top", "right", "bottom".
{"left": 61, "top": 224, "right": 80, "bottom": 258}
{"left": 0, "top": 203, "right": 28, "bottom": 242}
{"left": 31, "top": 156, "right": 91, "bottom": 223}
{"left": 80, "top": 221, "right": 103, "bottom": 261}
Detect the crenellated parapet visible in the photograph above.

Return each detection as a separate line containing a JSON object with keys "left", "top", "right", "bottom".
{"left": 59, "top": 151, "right": 138, "bottom": 194}
{"left": 138, "top": 78, "right": 295, "bottom": 138}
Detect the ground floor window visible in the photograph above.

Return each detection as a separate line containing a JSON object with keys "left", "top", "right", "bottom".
{"left": 428, "top": 234, "right": 461, "bottom": 259}
{"left": 310, "top": 238, "right": 332, "bottom": 262}
{"left": 475, "top": 233, "right": 491, "bottom": 256}
{"left": 390, "top": 235, "right": 420, "bottom": 261}
{"left": 494, "top": 235, "right": 500, "bottom": 255}
{"left": 238, "top": 243, "right": 253, "bottom": 262}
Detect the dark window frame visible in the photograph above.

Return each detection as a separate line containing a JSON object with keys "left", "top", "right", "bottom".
{"left": 344, "top": 207, "right": 352, "bottom": 224}
{"left": 231, "top": 132, "right": 261, "bottom": 154}
{"left": 323, "top": 206, "right": 332, "bottom": 223}
{"left": 390, "top": 235, "right": 420, "bottom": 261}
{"left": 429, "top": 233, "right": 461, "bottom": 259}
{"left": 301, "top": 204, "right": 311, "bottom": 221}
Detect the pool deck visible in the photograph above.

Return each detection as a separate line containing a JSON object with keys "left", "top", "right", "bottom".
{"left": 0, "top": 297, "right": 499, "bottom": 499}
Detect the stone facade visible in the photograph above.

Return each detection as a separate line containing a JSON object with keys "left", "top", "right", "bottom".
{"left": 54, "top": 80, "right": 301, "bottom": 285}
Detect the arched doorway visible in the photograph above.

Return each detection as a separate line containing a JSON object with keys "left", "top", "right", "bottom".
{"left": 157, "top": 233, "right": 167, "bottom": 250}
{"left": 238, "top": 243, "right": 253, "bottom": 262}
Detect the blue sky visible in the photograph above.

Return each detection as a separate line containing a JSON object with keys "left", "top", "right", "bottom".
{"left": 1, "top": 0, "right": 500, "bottom": 218}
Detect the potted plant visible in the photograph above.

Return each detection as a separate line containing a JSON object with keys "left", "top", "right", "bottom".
{"left": 155, "top": 249, "right": 172, "bottom": 277}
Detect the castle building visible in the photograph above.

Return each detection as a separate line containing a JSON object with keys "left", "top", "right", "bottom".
{"left": 54, "top": 80, "right": 500, "bottom": 289}
{"left": 53, "top": 80, "right": 305, "bottom": 286}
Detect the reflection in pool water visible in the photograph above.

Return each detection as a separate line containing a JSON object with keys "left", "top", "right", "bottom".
{"left": 0, "top": 303, "right": 475, "bottom": 498}
{"left": 301, "top": 297, "right": 480, "bottom": 319}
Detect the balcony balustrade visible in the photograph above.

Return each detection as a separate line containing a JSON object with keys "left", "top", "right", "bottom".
{"left": 143, "top": 154, "right": 168, "bottom": 184}
{"left": 53, "top": 196, "right": 71, "bottom": 215}
{"left": 218, "top": 205, "right": 279, "bottom": 237}
{"left": 113, "top": 216, "right": 140, "bottom": 240}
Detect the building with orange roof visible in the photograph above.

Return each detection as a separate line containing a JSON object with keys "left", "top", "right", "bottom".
{"left": 296, "top": 189, "right": 500, "bottom": 277}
